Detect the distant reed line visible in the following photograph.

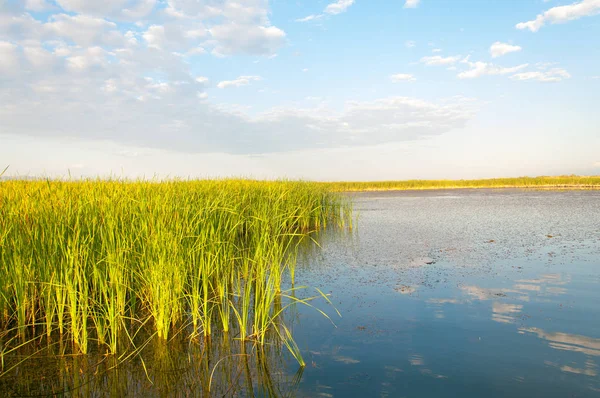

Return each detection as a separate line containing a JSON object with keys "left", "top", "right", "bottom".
{"left": 318, "top": 175, "right": 600, "bottom": 191}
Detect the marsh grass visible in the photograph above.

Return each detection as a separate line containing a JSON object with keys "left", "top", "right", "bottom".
{"left": 321, "top": 175, "right": 600, "bottom": 191}
{"left": 0, "top": 179, "right": 351, "bottom": 371}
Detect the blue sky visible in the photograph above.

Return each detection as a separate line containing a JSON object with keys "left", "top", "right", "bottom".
{"left": 1, "top": 0, "right": 599, "bottom": 180}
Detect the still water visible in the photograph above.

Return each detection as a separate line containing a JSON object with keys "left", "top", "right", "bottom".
{"left": 291, "top": 189, "right": 600, "bottom": 397}
{"left": 2, "top": 189, "right": 599, "bottom": 397}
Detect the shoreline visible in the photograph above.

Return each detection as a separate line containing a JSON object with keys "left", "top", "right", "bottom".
{"left": 318, "top": 176, "right": 600, "bottom": 192}
{"left": 336, "top": 185, "right": 600, "bottom": 192}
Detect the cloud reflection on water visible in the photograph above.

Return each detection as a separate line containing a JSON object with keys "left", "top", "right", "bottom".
{"left": 427, "top": 270, "right": 600, "bottom": 385}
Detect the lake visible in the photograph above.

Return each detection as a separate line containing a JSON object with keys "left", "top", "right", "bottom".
{"left": 2, "top": 189, "right": 599, "bottom": 397}
{"left": 290, "top": 189, "right": 600, "bottom": 397}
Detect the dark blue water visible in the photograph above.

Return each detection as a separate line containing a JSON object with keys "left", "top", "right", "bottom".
{"left": 290, "top": 189, "right": 600, "bottom": 397}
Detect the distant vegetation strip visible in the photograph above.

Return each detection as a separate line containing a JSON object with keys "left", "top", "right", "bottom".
{"left": 319, "top": 176, "right": 600, "bottom": 191}
{"left": 0, "top": 180, "right": 351, "bottom": 369}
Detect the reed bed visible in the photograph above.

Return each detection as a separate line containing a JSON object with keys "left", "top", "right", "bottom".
{"left": 319, "top": 175, "right": 600, "bottom": 191}
{"left": 0, "top": 179, "right": 351, "bottom": 368}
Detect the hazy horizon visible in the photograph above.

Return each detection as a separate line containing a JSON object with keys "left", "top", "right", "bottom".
{"left": 1, "top": 0, "right": 599, "bottom": 179}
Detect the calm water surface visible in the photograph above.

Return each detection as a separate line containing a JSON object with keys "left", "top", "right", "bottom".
{"left": 290, "top": 189, "right": 600, "bottom": 398}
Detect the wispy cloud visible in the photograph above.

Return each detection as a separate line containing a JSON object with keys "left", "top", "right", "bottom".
{"left": 390, "top": 73, "right": 416, "bottom": 82}
{"left": 297, "top": 0, "right": 354, "bottom": 22}
{"left": 458, "top": 58, "right": 528, "bottom": 79}
{"left": 490, "top": 42, "right": 522, "bottom": 58}
{"left": 325, "top": 0, "right": 355, "bottom": 15}
{"left": 454, "top": 56, "right": 570, "bottom": 82}
{"left": 511, "top": 68, "right": 571, "bottom": 82}
{"left": 516, "top": 0, "right": 600, "bottom": 32}
{"left": 420, "top": 55, "right": 462, "bottom": 66}
{"left": 405, "top": 0, "right": 421, "bottom": 8}
{"left": 295, "top": 14, "right": 323, "bottom": 23}
{"left": 1, "top": 88, "right": 478, "bottom": 154}
{"left": 217, "top": 76, "right": 262, "bottom": 89}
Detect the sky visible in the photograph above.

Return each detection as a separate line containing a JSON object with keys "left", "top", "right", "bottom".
{"left": 1, "top": 0, "right": 599, "bottom": 180}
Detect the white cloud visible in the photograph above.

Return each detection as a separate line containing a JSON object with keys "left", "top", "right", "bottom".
{"left": 217, "top": 75, "right": 262, "bottom": 89}
{"left": 0, "top": 41, "right": 20, "bottom": 74}
{"left": 142, "top": 24, "right": 166, "bottom": 49}
{"left": 185, "top": 28, "right": 207, "bottom": 39}
{"left": 390, "top": 73, "right": 416, "bottom": 82}
{"left": 167, "top": 0, "right": 271, "bottom": 23}
{"left": 23, "top": 45, "right": 57, "bottom": 69}
{"left": 0, "top": 0, "right": 477, "bottom": 158}
{"left": 296, "top": 14, "right": 323, "bottom": 22}
{"left": 511, "top": 68, "right": 571, "bottom": 82}
{"left": 187, "top": 47, "right": 206, "bottom": 55}
{"left": 38, "top": 3, "right": 285, "bottom": 58}
{"left": 122, "top": 0, "right": 157, "bottom": 19}
{"left": 516, "top": 0, "right": 600, "bottom": 32}
{"left": 324, "top": 0, "right": 355, "bottom": 15}
{"left": 145, "top": 1, "right": 286, "bottom": 56}
{"left": 24, "top": 0, "right": 55, "bottom": 12}
{"left": 405, "top": 0, "right": 421, "bottom": 8}
{"left": 0, "top": 72, "right": 478, "bottom": 154}
{"left": 297, "top": 0, "right": 354, "bottom": 22}
{"left": 66, "top": 46, "right": 112, "bottom": 71}
{"left": 195, "top": 76, "right": 209, "bottom": 84}
{"left": 458, "top": 59, "right": 528, "bottom": 79}
{"left": 420, "top": 55, "right": 462, "bottom": 66}
{"left": 46, "top": 14, "right": 123, "bottom": 47}
{"left": 405, "top": 40, "right": 416, "bottom": 48}
{"left": 490, "top": 42, "right": 522, "bottom": 58}
{"left": 56, "top": 0, "right": 127, "bottom": 15}
{"left": 142, "top": 24, "right": 210, "bottom": 51}
{"left": 209, "top": 24, "right": 285, "bottom": 56}
{"left": 54, "top": 0, "right": 156, "bottom": 20}
{"left": 102, "top": 78, "right": 118, "bottom": 93}
{"left": 432, "top": 48, "right": 442, "bottom": 53}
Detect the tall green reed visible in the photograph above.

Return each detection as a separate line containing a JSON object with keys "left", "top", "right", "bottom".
{"left": 0, "top": 179, "right": 351, "bottom": 367}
